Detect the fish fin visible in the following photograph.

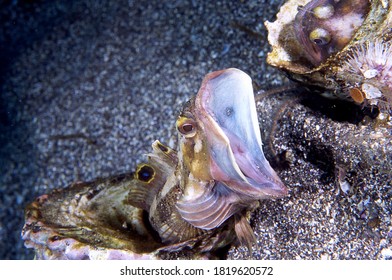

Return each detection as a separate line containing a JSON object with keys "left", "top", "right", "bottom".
{"left": 176, "top": 182, "right": 239, "bottom": 230}
{"left": 128, "top": 140, "right": 177, "bottom": 211}
{"left": 149, "top": 184, "right": 205, "bottom": 243}
{"left": 151, "top": 140, "right": 178, "bottom": 164}
{"left": 234, "top": 213, "right": 256, "bottom": 255}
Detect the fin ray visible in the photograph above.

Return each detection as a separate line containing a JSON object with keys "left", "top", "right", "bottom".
{"left": 176, "top": 182, "right": 241, "bottom": 230}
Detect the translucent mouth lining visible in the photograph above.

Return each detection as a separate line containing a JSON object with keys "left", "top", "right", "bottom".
{"left": 195, "top": 68, "right": 287, "bottom": 197}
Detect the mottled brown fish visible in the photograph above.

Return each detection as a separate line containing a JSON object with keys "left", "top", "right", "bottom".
{"left": 265, "top": 0, "right": 392, "bottom": 112}
{"left": 22, "top": 68, "right": 287, "bottom": 259}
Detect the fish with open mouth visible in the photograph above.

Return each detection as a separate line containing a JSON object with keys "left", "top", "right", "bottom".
{"left": 21, "top": 68, "right": 287, "bottom": 259}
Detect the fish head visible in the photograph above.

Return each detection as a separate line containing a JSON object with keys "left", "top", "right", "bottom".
{"left": 176, "top": 98, "right": 214, "bottom": 184}
{"left": 176, "top": 68, "right": 287, "bottom": 232}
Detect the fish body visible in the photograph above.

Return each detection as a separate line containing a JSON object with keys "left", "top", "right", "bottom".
{"left": 22, "top": 69, "right": 287, "bottom": 259}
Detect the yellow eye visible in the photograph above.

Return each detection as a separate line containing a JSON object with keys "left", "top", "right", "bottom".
{"left": 309, "top": 28, "right": 331, "bottom": 45}
{"left": 176, "top": 117, "right": 197, "bottom": 137}
{"left": 135, "top": 164, "right": 155, "bottom": 183}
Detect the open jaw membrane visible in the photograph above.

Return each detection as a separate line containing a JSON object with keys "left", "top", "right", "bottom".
{"left": 196, "top": 68, "right": 287, "bottom": 199}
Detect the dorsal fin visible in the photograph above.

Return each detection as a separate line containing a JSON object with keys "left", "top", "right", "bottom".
{"left": 127, "top": 141, "right": 177, "bottom": 211}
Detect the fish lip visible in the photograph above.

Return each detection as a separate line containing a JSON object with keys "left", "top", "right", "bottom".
{"left": 195, "top": 68, "right": 288, "bottom": 199}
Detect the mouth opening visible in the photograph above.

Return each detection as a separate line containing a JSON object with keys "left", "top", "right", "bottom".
{"left": 228, "top": 133, "right": 288, "bottom": 198}
{"left": 195, "top": 68, "right": 288, "bottom": 199}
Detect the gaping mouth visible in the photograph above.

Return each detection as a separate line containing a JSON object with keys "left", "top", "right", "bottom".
{"left": 195, "top": 68, "right": 287, "bottom": 199}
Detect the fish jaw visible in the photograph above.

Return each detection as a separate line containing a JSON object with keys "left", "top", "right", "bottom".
{"left": 194, "top": 68, "right": 288, "bottom": 200}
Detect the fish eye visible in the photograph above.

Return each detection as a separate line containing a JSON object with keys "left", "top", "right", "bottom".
{"left": 309, "top": 28, "right": 331, "bottom": 45}
{"left": 181, "top": 123, "right": 194, "bottom": 133}
{"left": 176, "top": 117, "right": 197, "bottom": 137}
{"left": 136, "top": 164, "right": 155, "bottom": 183}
